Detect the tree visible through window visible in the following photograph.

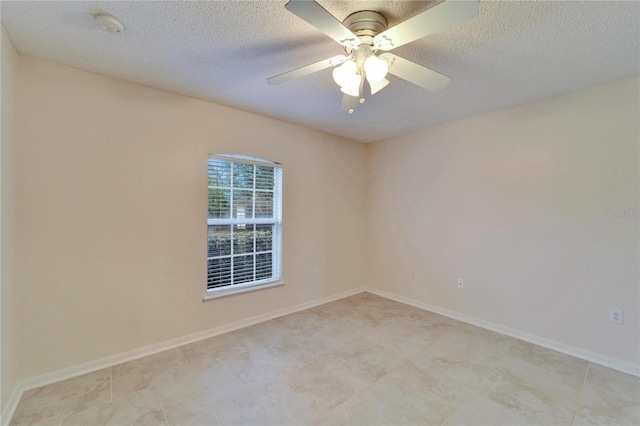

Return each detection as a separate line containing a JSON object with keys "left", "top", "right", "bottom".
{"left": 207, "top": 155, "right": 282, "bottom": 295}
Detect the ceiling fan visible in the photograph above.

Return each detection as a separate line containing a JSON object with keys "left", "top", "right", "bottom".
{"left": 267, "top": 0, "right": 479, "bottom": 113}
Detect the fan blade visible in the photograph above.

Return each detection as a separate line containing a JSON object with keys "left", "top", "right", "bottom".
{"left": 380, "top": 53, "right": 450, "bottom": 91}
{"left": 285, "top": 0, "right": 361, "bottom": 49}
{"left": 373, "top": 0, "right": 479, "bottom": 51}
{"left": 341, "top": 94, "right": 357, "bottom": 110}
{"left": 267, "top": 55, "right": 347, "bottom": 85}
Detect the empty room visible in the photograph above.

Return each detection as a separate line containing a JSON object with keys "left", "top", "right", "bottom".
{"left": 0, "top": 1, "right": 638, "bottom": 425}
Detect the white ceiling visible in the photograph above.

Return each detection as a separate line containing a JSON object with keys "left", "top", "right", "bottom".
{"left": 2, "top": 1, "right": 639, "bottom": 143}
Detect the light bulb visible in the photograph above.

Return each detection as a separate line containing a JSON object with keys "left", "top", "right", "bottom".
{"left": 332, "top": 60, "right": 357, "bottom": 88}
{"left": 364, "top": 55, "right": 389, "bottom": 84}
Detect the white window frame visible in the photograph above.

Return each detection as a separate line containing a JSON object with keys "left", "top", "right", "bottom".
{"left": 205, "top": 154, "right": 283, "bottom": 300}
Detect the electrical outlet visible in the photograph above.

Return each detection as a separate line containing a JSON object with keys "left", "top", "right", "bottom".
{"left": 411, "top": 270, "right": 417, "bottom": 279}
{"left": 457, "top": 278, "right": 464, "bottom": 288}
{"left": 609, "top": 308, "right": 623, "bottom": 324}
{"left": 314, "top": 269, "right": 319, "bottom": 278}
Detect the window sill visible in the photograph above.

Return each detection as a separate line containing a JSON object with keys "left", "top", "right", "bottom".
{"left": 203, "top": 280, "right": 285, "bottom": 301}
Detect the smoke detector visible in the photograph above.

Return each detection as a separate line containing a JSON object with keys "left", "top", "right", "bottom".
{"left": 95, "top": 14, "right": 123, "bottom": 34}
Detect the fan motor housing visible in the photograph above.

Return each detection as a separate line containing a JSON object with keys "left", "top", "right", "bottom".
{"left": 343, "top": 10, "right": 387, "bottom": 49}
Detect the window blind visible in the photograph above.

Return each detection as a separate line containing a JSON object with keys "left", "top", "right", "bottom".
{"left": 207, "top": 155, "right": 282, "bottom": 293}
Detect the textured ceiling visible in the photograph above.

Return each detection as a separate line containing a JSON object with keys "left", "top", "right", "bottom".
{"left": 2, "top": 1, "right": 639, "bottom": 142}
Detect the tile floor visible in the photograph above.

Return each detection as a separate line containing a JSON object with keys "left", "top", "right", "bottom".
{"left": 10, "top": 292, "right": 640, "bottom": 426}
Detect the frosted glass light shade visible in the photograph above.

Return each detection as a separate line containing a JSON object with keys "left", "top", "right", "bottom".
{"left": 340, "top": 85, "right": 359, "bottom": 97}
{"left": 364, "top": 55, "right": 389, "bottom": 84}
{"left": 369, "top": 78, "right": 389, "bottom": 95}
{"left": 332, "top": 60, "right": 357, "bottom": 87}
{"left": 340, "top": 73, "right": 361, "bottom": 96}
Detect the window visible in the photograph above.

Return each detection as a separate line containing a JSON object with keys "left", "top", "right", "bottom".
{"left": 207, "top": 154, "right": 282, "bottom": 297}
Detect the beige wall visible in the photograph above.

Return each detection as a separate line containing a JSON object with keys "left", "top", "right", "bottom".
{"left": 1, "top": 25, "right": 18, "bottom": 413}
{"left": 12, "top": 55, "right": 367, "bottom": 381}
{"left": 366, "top": 76, "right": 640, "bottom": 365}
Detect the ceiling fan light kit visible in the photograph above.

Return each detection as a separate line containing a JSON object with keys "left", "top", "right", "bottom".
{"left": 267, "top": 0, "right": 479, "bottom": 113}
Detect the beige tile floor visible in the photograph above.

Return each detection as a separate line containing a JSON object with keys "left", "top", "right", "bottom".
{"left": 10, "top": 292, "right": 640, "bottom": 426}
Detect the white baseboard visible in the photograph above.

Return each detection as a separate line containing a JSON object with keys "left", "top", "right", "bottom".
{"left": 366, "top": 287, "right": 640, "bottom": 378}
{"left": 0, "top": 386, "right": 22, "bottom": 426}
{"left": 0, "top": 286, "right": 366, "bottom": 426}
